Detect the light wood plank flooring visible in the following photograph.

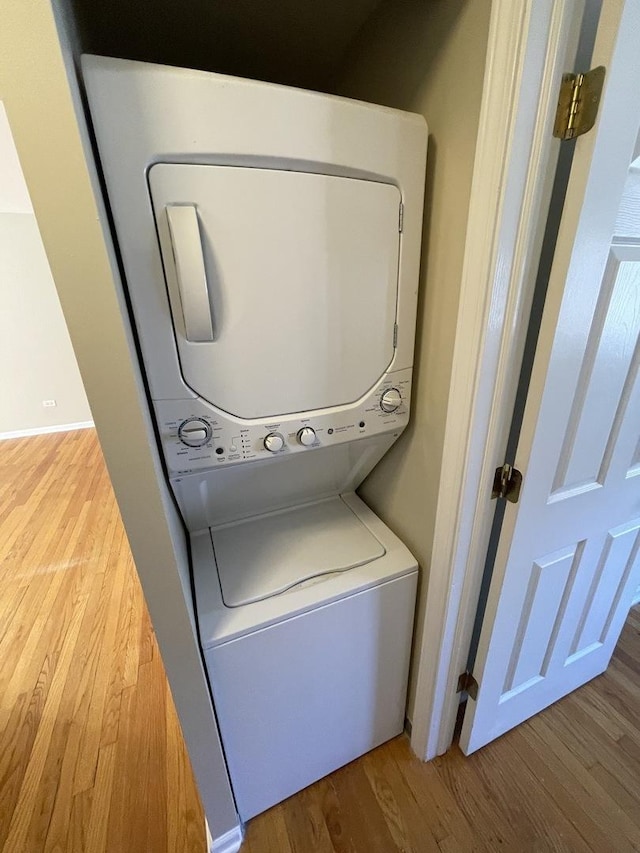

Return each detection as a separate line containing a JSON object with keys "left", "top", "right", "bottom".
{"left": 0, "top": 430, "right": 204, "bottom": 853}
{"left": 1, "top": 430, "right": 639, "bottom": 852}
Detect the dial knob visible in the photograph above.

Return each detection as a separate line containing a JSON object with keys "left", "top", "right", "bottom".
{"left": 380, "top": 388, "right": 402, "bottom": 413}
{"left": 264, "top": 432, "right": 285, "bottom": 453}
{"left": 178, "top": 418, "right": 212, "bottom": 447}
{"left": 297, "top": 427, "right": 316, "bottom": 447}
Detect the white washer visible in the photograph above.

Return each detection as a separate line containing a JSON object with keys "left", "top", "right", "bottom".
{"left": 193, "top": 493, "right": 417, "bottom": 819}
{"left": 83, "top": 55, "right": 427, "bottom": 821}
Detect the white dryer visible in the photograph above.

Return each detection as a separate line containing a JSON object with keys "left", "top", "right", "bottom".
{"left": 83, "top": 56, "right": 427, "bottom": 820}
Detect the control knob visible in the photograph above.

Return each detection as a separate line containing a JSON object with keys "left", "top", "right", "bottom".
{"left": 264, "top": 432, "right": 285, "bottom": 453}
{"left": 380, "top": 388, "right": 402, "bottom": 413}
{"left": 297, "top": 427, "right": 316, "bottom": 447}
{"left": 178, "top": 418, "right": 212, "bottom": 447}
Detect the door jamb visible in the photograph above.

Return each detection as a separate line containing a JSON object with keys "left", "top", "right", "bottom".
{"left": 409, "top": 0, "right": 585, "bottom": 760}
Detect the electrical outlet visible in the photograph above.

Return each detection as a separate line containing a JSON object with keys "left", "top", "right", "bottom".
{"left": 42, "top": 399, "right": 57, "bottom": 407}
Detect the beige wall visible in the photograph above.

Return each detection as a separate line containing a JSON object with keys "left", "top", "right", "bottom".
{"left": 338, "top": 0, "right": 491, "bottom": 718}
{"left": 0, "top": 103, "right": 91, "bottom": 436}
{"left": 0, "top": 0, "right": 238, "bottom": 841}
{"left": 67, "top": 0, "right": 384, "bottom": 93}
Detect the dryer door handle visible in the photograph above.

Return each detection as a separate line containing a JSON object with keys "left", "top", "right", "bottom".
{"left": 165, "top": 204, "right": 214, "bottom": 343}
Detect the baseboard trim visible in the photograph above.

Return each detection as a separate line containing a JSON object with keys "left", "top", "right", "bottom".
{"left": 0, "top": 421, "right": 94, "bottom": 440}
{"left": 632, "top": 589, "right": 640, "bottom": 607}
{"left": 207, "top": 822, "right": 243, "bottom": 853}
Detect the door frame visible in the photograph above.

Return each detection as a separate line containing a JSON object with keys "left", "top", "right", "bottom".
{"left": 409, "top": 0, "right": 591, "bottom": 760}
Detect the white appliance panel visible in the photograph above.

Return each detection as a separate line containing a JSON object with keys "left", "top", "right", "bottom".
{"left": 205, "top": 571, "right": 417, "bottom": 820}
{"left": 212, "top": 497, "right": 385, "bottom": 607}
{"left": 149, "top": 164, "right": 401, "bottom": 419}
{"left": 155, "top": 367, "right": 411, "bottom": 478}
{"left": 171, "top": 434, "right": 398, "bottom": 529}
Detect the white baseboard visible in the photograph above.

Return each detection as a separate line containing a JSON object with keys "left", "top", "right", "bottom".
{"left": 0, "top": 420, "right": 94, "bottom": 440}
{"left": 631, "top": 588, "right": 640, "bottom": 607}
{"left": 207, "top": 822, "right": 243, "bottom": 853}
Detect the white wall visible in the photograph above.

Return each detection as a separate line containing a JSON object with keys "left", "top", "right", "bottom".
{"left": 0, "top": 102, "right": 91, "bottom": 437}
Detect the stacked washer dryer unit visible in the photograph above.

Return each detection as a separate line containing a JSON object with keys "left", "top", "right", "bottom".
{"left": 84, "top": 56, "right": 427, "bottom": 821}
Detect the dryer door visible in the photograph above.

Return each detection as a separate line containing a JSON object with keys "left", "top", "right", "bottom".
{"left": 149, "top": 164, "right": 401, "bottom": 419}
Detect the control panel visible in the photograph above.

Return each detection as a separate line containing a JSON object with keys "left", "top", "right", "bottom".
{"left": 155, "top": 368, "right": 412, "bottom": 475}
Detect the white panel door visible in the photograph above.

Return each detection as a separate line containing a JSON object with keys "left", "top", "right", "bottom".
{"left": 149, "top": 165, "right": 401, "bottom": 419}
{"left": 461, "top": 0, "right": 640, "bottom": 754}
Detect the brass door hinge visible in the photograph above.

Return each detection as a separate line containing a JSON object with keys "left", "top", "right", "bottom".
{"left": 492, "top": 463, "right": 522, "bottom": 503}
{"left": 457, "top": 671, "right": 478, "bottom": 701}
{"left": 553, "top": 66, "right": 605, "bottom": 140}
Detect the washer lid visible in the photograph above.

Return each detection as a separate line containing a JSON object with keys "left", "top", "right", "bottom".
{"left": 211, "top": 497, "right": 385, "bottom": 607}
{"left": 149, "top": 164, "right": 401, "bottom": 419}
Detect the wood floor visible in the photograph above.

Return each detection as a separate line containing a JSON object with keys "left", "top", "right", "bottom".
{"left": 0, "top": 430, "right": 204, "bottom": 853}
{"left": 1, "top": 430, "right": 639, "bottom": 853}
